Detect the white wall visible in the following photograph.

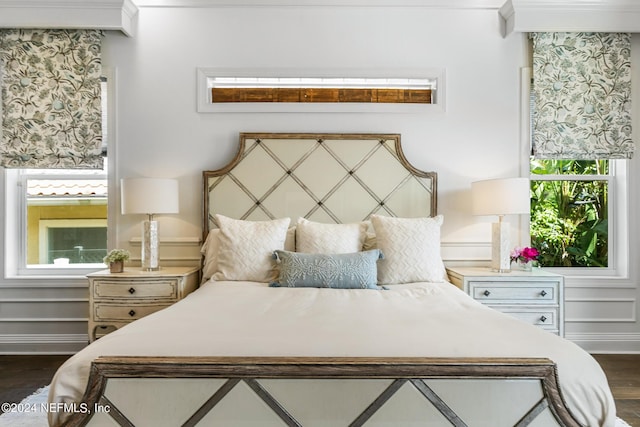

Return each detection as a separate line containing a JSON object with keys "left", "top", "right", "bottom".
{"left": 109, "top": 5, "right": 527, "bottom": 251}
{"left": 1, "top": 3, "right": 638, "bottom": 353}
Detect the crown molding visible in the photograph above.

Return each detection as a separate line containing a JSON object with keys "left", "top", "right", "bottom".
{"left": 132, "top": 0, "right": 503, "bottom": 8}
{"left": 500, "top": 0, "right": 640, "bottom": 36}
{"left": 0, "top": 0, "right": 139, "bottom": 37}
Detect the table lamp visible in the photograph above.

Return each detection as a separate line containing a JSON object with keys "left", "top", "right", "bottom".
{"left": 471, "top": 177, "right": 530, "bottom": 272}
{"left": 121, "top": 178, "right": 179, "bottom": 271}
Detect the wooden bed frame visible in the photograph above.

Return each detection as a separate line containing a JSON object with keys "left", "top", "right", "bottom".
{"left": 65, "top": 357, "right": 579, "bottom": 426}
{"left": 59, "top": 133, "right": 582, "bottom": 426}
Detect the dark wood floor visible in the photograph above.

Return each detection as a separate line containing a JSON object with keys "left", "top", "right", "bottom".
{"left": 0, "top": 354, "right": 69, "bottom": 413}
{"left": 594, "top": 354, "right": 640, "bottom": 426}
{"left": 0, "top": 354, "right": 639, "bottom": 424}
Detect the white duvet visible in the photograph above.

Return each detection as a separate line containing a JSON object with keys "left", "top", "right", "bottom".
{"left": 49, "top": 281, "right": 616, "bottom": 426}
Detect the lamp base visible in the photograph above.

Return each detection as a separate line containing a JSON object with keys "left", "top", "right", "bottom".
{"left": 141, "top": 219, "right": 160, "bottom": 271}
{"left": 490, "top": 220, "right": 511, "bottom": 273}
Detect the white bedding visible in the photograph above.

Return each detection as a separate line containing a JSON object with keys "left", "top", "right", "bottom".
{"left": 49, "top": 280, "right": 616, "bottom": 426}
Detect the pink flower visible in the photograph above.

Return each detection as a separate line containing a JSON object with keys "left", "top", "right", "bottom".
{"left": 521, "top": 247, "right": 539, "bottom": 261}
{"left": 510, "top": 246, "right": 539, "bottom": 263}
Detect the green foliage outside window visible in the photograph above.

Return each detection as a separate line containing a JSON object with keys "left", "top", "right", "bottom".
{"left": 530, "top": 159, "right": 608, "bottom": 267}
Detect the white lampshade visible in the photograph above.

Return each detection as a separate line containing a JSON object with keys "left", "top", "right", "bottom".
{"left": 471, "top": 177, "right": 530, "bottom": 273}
{"left": 471, "top": 178, "right": 530, "bottom": 217}
{"left": 121, "top": 178, "right": 179, "bottom": 215}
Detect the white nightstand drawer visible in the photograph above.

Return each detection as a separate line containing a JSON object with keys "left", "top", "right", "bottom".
{"left": 94, "top": 303, "right": 171, "bottom": 321}
{"left": 93, "top": 279, "right": 178, "bottom": 300}
{"left": 471, "top": 283, "right": 557, "bottom": 304}
{"left": 497, "top": 308, "right": 558, "bottom": 329}
{"left": 446, "top": 267, "right": 564, "bottom": 337}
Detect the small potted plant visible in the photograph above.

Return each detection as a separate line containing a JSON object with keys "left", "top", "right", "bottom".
{"left": 103, "top": 249, "right": 130, "bottom": 273}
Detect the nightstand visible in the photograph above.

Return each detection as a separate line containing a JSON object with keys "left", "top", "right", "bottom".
{"left": 446, "top": 267, "right": 564, "bottom": 336}
{"left": 87, "top": 266, "right": 199, "bottom": 342}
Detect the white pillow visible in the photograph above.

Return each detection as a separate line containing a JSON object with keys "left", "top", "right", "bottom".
{"left": 370, "top": 214, "right": 446, "bottom": 284}
{"left": 201, "top": 225, "right": 295, "bottom": 283}
{"left": 212, "top": 215, "right": 291, "bottom": 282}
{"left": 295, "top": 217, "right": 368, "bottom": 254}
{"left": 200, "top": 229, "right": 220, "bottom": 283}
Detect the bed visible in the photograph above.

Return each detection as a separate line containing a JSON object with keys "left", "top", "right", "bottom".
{"left": 48, "top": 133, "right": 616, "bottom": 427}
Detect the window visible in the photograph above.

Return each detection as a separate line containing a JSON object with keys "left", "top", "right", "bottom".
{"left": 530, "top": 159, "right": 611, "bottom": 268}
{"left": 208, "top": 77, "right": 436, "bottom": 104}
{"left": 3, "top": 76, "right": 111, "bottom": 277}
{"left": 523, "top": 64, "right": 628, "bottom": 276}
{"left": 197, "top": 68, "right": 446, "bottom": 113}
{"left": 5, "top": 162, "right": 108, "bottom": 276}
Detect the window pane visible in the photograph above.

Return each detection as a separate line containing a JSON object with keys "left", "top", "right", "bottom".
{"left": 47, "top": 227, "right": 107, "bottom": 264}
{"left": 27, "top": 178, "right": 107, "bottom": 266}
{"left": 531, "top": 159, "right": 609, "bottom": 175}
{"left": 531, "top": 179, "right": 608, "bottom": 267}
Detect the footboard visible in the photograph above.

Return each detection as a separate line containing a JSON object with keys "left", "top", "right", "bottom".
{"left": 61, "top": 357, "right": 580, "bottom": 427}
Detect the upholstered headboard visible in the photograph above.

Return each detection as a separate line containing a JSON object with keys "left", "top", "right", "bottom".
{"left": 203, "top": 133, "right": 437, "bottom": 235}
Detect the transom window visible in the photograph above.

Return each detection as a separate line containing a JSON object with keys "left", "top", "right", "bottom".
{"left": 196, "top": 68, "right": 446, "bottom": 113}
{"left": 208, "top": 77, "right": 436, "bottom": 104}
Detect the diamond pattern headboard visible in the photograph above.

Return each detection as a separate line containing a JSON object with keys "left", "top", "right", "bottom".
{"left": 203, "top": 133, "right": 437, "bottom": 234}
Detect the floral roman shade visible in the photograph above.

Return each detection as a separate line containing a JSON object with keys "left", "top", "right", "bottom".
{"left": 0, "top": 29, "right": 103, "bottom": 168}
{"left": 532, "top": 32, "right": 633, "bottom": 160}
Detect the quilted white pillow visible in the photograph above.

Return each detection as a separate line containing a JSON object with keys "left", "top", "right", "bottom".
{"left": 295, "top": 217, "right": 367, "bottom": 254}
{"left": 201, "top": 225, "right": 295, "bottom": 283}
{"left": 371, "top": 214, "right": 446, "bottom": 284}
{"left": 213, "top": 215, "right": 291, "bottom": 282}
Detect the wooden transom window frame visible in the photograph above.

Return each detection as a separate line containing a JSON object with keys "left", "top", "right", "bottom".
{"left": 209, "top": 77, "right": 435, "bottom": 104}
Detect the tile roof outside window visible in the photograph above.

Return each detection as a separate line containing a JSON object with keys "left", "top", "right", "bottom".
{"left": 27, "top": 180, "right": 108, "bottom": 198}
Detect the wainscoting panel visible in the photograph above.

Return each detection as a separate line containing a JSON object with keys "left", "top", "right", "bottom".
{"left": 1, "top": 238, "right": 638, "bottom": 353}
{"left": 0, "top": 238, "right": 201, "bottom": 354}
{"left": 565, "top": 298, "right": 637, "bottom": 323}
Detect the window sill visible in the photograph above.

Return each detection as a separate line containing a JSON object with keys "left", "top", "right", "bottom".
{"left": 6, "top": 264, "right": 107, "bottom": 280}
{"left": 539, "top": 266, "right": 632, "bottom": 286}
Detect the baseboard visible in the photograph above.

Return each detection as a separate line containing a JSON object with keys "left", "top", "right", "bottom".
{"left": 566, "top": 332, "right": 640, "bottom": 354}
{"left": 0, "top": 334, "right": 88, "bottom": 354}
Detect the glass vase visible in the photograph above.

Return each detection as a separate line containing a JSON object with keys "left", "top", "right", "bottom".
{"left": 517, "top": 260, "right": 533, "bottom": 272}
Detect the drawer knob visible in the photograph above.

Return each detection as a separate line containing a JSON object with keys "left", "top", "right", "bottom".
{"left": 540, "top": 290, "right": 547, "bottom": 297}
{"left": 483, "top": 290, "right": 491, "bottom": 297}
{"left": 540, "top": 316, "right": 547, "bottom": 323}
{"left": 128, "top": 310, "right": 136, "bottom": 317}
{"left": 128, "top": 287, "right": 136, "bottom": 294}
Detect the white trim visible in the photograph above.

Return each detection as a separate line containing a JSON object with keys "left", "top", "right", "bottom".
{"left": 0, "top": 298, "right": 88, "bottom": 302}
{"left": 566, "top": 332, "right": 640, "bottom": 353}
{"left": 0, "top": 333, "right": 86, "bottom": 342}
{"left": 0, "top": 333, "right": 88, "bottom": 354}
{"left": 0, "top": 280, "right": 88, "bottom": 288}
{"left": 137, "top": 0, "right": 503, "bottom": 8}
{"left": 128, "top": 236, "right": 201, "bottom": 246}
{"left": 0, "top": 318, "right": 88, "bottom": 322}
{"left": 0, "top": 0, "right": 138, "bottom": 36}
{"left": 196, "top": 67, "right": 446, "bottom": 113}
{"left": 104, "top": 67, "right": 120, "bottom": 258}
{"left": 500, "top": 0, "right": 640, "bottom": 36}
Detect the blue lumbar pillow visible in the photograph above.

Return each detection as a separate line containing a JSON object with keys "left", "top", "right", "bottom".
{"left": 270, "top": 249, "right": 383, "bottom": 289}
